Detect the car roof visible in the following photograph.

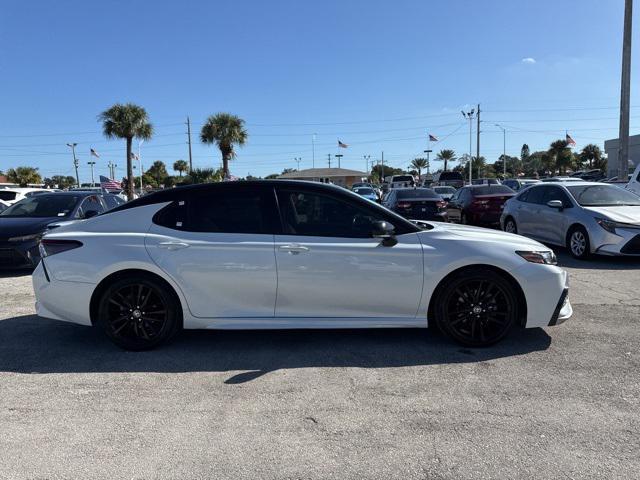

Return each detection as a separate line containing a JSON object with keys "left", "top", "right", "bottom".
{"left": 22, "top": 191, "right": 104, "bottom": 198}
{"left": 529, "top": 181, "right": 605, "bottom": 187}
{"left": 0, "top": 187, "right": 49, "bottom": 192}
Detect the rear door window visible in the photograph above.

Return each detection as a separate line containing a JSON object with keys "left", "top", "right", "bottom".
{"left": 523, "top": 186, "right": 546, "bottom": 204}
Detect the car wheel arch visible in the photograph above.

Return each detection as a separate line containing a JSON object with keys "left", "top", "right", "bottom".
{"left": 89, "top": 269, "right": 183, "bottom": 328}
{"left": 566, "top": 223, "right": 591, "bottom": 250}
{"left": 427, "top": 264, "right": 528, "bottom": 328}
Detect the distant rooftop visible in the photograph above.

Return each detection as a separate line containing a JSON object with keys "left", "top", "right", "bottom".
{"left": 278, "top": 168, "right": 369, "bottom": 179}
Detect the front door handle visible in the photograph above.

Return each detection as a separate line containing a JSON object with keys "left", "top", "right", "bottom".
{"left": 158, "top": 241, "right": 190, "bottom": 250}
{"left": 279, "top": 244, "right": 310, "bottom": 255}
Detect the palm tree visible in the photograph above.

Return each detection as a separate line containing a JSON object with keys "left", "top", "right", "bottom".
{"left": 436, "top": 149, "right": 456, "bottom": 171}
{"left": 99, "top": 103, "right": 153, "bottom": 200}
{"left": 187, "top": 167, "right": 219, "bottom": 184}
{"left": 410, "top": 158, "right": 428, "bottom": 178}
{"left": 580, "top": 144, "right": 602, "bottom": 169}
{"left": 548, "top": 139, "right": 571, "bottom": 175}
{"left": 200, "top": 113, "right": 248, "bottom": 178}
{"left": 6, "top": 166, "right": 42, "bottom": 187}
{"left": 173, "top": 159, "right": 189, "bottom": 177}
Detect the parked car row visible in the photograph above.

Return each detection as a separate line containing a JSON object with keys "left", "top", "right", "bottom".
{"left": 0, "top": 191, "right": 125, "bottom": 269}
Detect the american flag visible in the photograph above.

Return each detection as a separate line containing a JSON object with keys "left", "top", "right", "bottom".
{"left": 130, "top": 152, "right": 139, "bottom": 160}
{"left": 90, "top": 148, "right": 100, "bottom": 158}
{"left": 566, "top": 133, "right": 576, "bottom": 146}
{"left": 100, "top": 175, "right": 122, "bottom": 192}
{"left": 429, "top": 134, "right": 438, "bottom": 142}
{"left": 338, "top": 140, "right": 348, "bottom": 148}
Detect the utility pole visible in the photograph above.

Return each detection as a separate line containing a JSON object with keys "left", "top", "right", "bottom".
{"left": 618, "top": 0, "right": 633, "bottom": 179}
{"left": 335, "top": 154, "right": 343, "bottom": 168}
{"left": 87, "top": 161, "right": 96, "bottom": 186}
{"left": 294, "top": 157, "right": 301, "bottom": 170}
{"left": 476, "top": 104, "right": 481, "bottom": 178}
{"left": 461, "top": 109, "right": 476, "bottom": 183}
{"left": 423, "top": 149, "right": 432, "bottom": 174}
{"left": 312, "top": 134, "right": 316, "bottom": 168}
{"left": 495, "top": 124, "right": 507, "bottom": 178}
{"left": 327, "top": 153, "right": 332, "bottom": 168}
{"left": 186, "top": 116, "right": 193, "bottom": 173}
{"left": 381, "top": 151, "right": 385, "bottom": 181}
{"left": 66, "top": 142, "right": 79, "bottom": 187}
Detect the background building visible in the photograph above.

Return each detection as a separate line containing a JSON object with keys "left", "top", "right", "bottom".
{"left": 277, "top": 168, "right": 369, "bottom": 187}
{"left": 604, "top": 135, "right": 640, "bottom": 178}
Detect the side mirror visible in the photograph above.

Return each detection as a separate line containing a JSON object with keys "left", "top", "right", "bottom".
{"left": 83, "top": 209, "right": 99, "bottom": 219}
{"left": 547, "top": 200, "right": 564, "bottom": 210}
{"left": 371, "top": 220, "right": 397, "bottom": 246}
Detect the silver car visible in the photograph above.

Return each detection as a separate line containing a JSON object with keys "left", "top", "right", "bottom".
{"left": 500, "top": 182, "right": 640, "bottom": 259}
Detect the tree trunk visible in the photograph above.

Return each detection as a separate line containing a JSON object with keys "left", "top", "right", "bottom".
{"left": 126, "top": 137, "right": 134, "bottom": 201}
{"left": 444, "top": 159, "right": 448, "bottom": 172}
{"left": 222, "top": 152, "right": 230, "bottom": 179}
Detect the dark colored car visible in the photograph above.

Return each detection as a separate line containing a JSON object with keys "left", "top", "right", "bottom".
{"left": 432, "top": 171, "right": 464, "bottom": 189}
{"left": 0, "top": 192, "right": 125, "bottom": 269}
{"left": 446, "top": 185, "right": 515, "bottom": 226}
{"left": 382, "top": 188, "right": 448, "bottom": 221}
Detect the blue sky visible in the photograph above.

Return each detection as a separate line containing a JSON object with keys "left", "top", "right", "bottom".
{"left": 1, "top": 0, "right": 638, "bottom": 181}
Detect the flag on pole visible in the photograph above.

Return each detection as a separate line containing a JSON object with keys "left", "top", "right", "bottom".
{"left": 429, "top": 134, "right": 439, "bottom": 142}
{"left": 90, "top": 148, "right": 100, "bottom": 158}
{"left": 130, "top": 152, "right": 139, "bottom": 160}
{"left": 566, "top": 133, "right": 576, "bottom": 146}
{"left": 99, "top": 175, "right": 122, "bottom": 192}
{"left": 338, "top": 140, "right": 348, "bottom": 148}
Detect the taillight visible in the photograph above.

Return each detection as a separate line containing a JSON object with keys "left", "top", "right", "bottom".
{"left": 472, "top": 199, "right": 489, "bottom": 206}
{"left": 397, "top": 202, "right": 412, "bottom": 209}
{"left": 38, "top": 239, "right": 83, "bottom": 258}
{"left": 436, "top": 200, "right": 447, "bottom": 209}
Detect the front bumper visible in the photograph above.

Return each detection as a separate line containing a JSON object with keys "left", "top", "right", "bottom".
{"left": 0, "top": 239, "right": 40, "bottom": 269}
{"left": 588, "top": 225, "right": 640, "bottom": 256}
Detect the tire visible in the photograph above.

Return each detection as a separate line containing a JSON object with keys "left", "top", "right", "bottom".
{"left": 97, "top": 274, "right": 181, "bottom": 350}
{"left": 434, "top": 268, "right": 519, "bottom": 347}
{"left": 504, "top": 217, "right": 517, "bottom": 234}
{"left": 567, "top": 225, "right": 591, "bottom": 260}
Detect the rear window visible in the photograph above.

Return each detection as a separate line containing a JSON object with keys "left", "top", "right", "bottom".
{"left": 397, "top": 188, "right": 439, "bottom": 199}
{"left": 354, "top": 188, "right": 374, "bottom": 195}
{"left": 471, "top": 185, "right": 513, "bottom": 195}
{"left": 0, "top": 191, "right": 17, "bottom": 201}
{"left": 392, "top": 175, "right": 414, "bottom": 183}
{"left": 438, "top": 172, "right": 463, "bottom": 181}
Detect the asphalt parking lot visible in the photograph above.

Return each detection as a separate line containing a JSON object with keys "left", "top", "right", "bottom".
{"left": 1, "top": 252, "right": 639, "bottom": 479}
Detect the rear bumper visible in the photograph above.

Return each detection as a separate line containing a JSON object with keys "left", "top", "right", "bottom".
{"left": 32, "top": 261, "right": 94, "bottom": 326}
{"left": 468, "top": 211, "right": 503, "bottom": 225}
{"left": 397, "top": 209, "right": 448, "bottom": 221}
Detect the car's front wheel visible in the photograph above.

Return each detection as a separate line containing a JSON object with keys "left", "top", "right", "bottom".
{"left": 567, "top": 226, "right": 591, "bottom": 260}
{"left": 97, "top": 275, "right": 181, "bottom": 350}
{"left": 503, "top": 217, "right": 517, "bottom": 234}
{"left": 434, "top": 268, "right": 519, "bottom": 347}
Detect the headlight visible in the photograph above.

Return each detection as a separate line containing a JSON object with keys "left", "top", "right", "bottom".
{"left": 595, "top": 217, "right": 640, "bottom": 234}
{"left": 516, "top": 250, "right": 557, "bottom": 265}
{"left": 8, "top": 233, "right": 42, "bottom": 242}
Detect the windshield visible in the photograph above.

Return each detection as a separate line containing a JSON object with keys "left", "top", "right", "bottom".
{"left": 354, "top": 188, "right": 374, "bottom": 195}
{"left": 397, "top": 188, "right": 439, "bottom": 199}
{"left": 472, "top": 185, "right": 514, "bottom": 195}
{"left": 434, "top": 187, "right": 455, "bottom": 194}
{"left": 567, "top": 185, "right": 640, "bottom": 207}
{"left": 0, "top": 195, "right": 79, "bottom": 217}
{"left": 392, "top": 176, "right": 414, "bottom": 183}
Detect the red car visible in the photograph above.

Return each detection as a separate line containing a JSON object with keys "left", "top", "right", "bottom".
{"left": 446, "top": 185, "right": 515, "bottom": 226}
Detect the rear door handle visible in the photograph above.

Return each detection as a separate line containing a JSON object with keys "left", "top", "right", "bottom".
{"left": 158, "top": 241, "right": 190, "bottom": 250}
{"left": 279, "top": 244, "right": 309, "bottom": 254}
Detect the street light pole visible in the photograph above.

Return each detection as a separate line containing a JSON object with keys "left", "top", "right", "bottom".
{"left": 66, "top": 142, "right": 79, "bottom": 187}
{"left": 294, "top": 157, "right": 301, "bottom": 170}
{"left": 461, "top": 109, "right": 476, "bottom": 183}
{"left": 423, "top": 149, "right": 432, "bottom": 174}
{"left": 335, "top": 154, "right": 343, "bottom": 168}
{"left": 618, "top": 0, "right": 633, "bottom": 179}
{"left": 495, "top": 124, "right": 507, "bottom": 178}
{"left": 87, "top": 161, "right": 96, "bottom": 186}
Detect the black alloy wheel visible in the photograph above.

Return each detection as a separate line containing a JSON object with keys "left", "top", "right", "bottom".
{"left": 435, "top": 269, "right": 519, "bottom": 347}
{"left": 97, "top": 275, "right": 180, "bottom": 350}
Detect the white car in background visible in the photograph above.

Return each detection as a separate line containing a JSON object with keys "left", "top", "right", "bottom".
{"left": 501, "top": 182, "right": 640, "bottom": 259}
{"left": 0, "top": 188, "right": 52, "bottom": 205}
{"left": 33, "top": 181, "right": 571, "bottom": 350}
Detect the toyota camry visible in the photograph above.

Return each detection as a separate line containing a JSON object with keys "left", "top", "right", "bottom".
{"left": 32, "top": 180, "right": 572, "bottom": 350}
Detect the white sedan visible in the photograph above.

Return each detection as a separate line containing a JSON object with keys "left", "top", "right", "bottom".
{"left": 32, "top": 181, "right": 572, "bottom": 350}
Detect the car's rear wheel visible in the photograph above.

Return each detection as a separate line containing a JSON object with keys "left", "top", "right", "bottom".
{"left": 97, "top": 275, "right": 180, "bottom": 350}
{"left": 504, "top": 217, "right": 517, "bottom": 234}
{"left": 567, "top": 226, "right": 591, "bottom": 260}
{"left": 434, "top": 269, "right": 519, "bottom": 347}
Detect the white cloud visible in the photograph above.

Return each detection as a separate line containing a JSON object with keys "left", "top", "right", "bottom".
{"left": 521, "top": 57, "right": 536, "bottom": 64}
